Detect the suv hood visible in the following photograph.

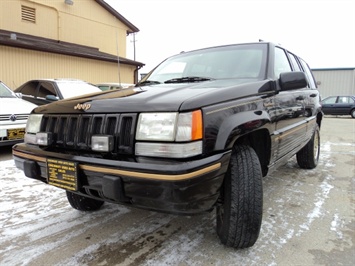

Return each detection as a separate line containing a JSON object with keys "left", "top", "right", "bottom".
{"left": 33, "top": 79, "right": 273, "bottom": 114}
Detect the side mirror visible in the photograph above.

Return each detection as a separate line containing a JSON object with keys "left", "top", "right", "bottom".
{"left": 46, "top": 95, "right": 59, "bottom": 102}
{"left": 279, "top": 71, "right": 307, "bottom": 91}
{"left": 15, "top": 92, "right": 23, "bottom": 98}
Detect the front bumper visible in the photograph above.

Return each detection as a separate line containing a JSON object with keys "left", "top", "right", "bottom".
{"left": 12, "top": 143, "right": 231, "bottom": 215}
{"left": 0, "top": 138, "right": 24, "bottom": 147}
{"left": 0, "top": 125, "right": 26, "bottom": 147}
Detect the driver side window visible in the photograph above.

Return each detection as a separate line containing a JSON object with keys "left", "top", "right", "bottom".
{"left": 323, "top": 97, "right": 337, "bottom": 104}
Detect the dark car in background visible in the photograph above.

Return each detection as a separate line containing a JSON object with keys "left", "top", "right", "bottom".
{"left": 321, "top": 95, "right": 355, "bottom": 118}
{"left": 14, "top": 79, "right": 102, "bottom": 106}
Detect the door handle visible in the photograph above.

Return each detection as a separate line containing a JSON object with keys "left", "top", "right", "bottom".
{"left": 310, "top": 93, "right": 317, "bottom": 97}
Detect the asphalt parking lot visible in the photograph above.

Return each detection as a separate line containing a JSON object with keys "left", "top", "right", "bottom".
{"left": 0, "top": 117, "right": 354, "bottom": 266}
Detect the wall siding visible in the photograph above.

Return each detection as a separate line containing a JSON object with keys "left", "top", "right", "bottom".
{"left": 0, "top": 46, "right": 134, "bottom": 88}
{"left": 0, "top": 0, "right": 131, "bottom": 57}
{"left": 312, "top": 69, "right": 355, "bottom": 98}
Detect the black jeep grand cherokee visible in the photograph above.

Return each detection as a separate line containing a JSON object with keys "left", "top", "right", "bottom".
{"left": 13, "top": 42, "right": 322, "bottom": 248}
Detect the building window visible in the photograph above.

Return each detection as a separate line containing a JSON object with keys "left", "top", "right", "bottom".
{"left": 21, "top": 6, "right": 36, "bottom": 23}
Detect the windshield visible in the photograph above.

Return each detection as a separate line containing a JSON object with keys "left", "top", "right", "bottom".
{"left": 0, "top": 82, "right": 16, "bottom": 98}
{"left": 140, "top": 43, "right": 267, "bottom": 85}
{"left": 56, "top": 82, "right": 101, "bottom": 98}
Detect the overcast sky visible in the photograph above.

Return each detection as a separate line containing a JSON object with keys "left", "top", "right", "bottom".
{"left": 105, "top": 0, "right": 355, "bottom": 73}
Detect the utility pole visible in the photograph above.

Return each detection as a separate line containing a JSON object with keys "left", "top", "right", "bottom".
{"left": 131, "top": 33, "right": 137, "bottom": 61}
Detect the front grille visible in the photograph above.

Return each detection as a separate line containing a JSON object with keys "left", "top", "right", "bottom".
{"left": 40, "top": 114, "right": 136, "bottom": 154}
{"left": 0, "top": 114, "right": 29, "bottom": 121}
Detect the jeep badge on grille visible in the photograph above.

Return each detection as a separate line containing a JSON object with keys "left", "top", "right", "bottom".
{"left": 74, "top": 103, "right": 91, "bottom": 110}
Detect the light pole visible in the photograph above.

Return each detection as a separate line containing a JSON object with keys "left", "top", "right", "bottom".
{"left": 131, "top": 33, "right": 137, "bottom": 61}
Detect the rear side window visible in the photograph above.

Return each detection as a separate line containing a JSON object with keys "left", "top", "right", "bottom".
{"left": 338, "top": 96, "right": 354, "bottom": 104}
{"left": 287, "top": 52, "right": 301, "bottom": 71}
{"left": 347, "top": 97, "right": 355, "bottom": 104}
{"left": 299, "top": 59, "right": 317, "bottom": 88}
{"left": 274, "top": 48, "right": 292, "bottom": 78}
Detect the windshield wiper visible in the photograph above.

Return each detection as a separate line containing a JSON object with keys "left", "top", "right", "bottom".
{"left": 137, "top": 80, "right": 161, "bottom": 86}
{"left": 164, "top": 76, "right": 214, "bottom": 84}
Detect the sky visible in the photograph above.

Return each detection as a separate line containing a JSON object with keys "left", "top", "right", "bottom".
{"left": 105, "top": 0, "right": 355, "bottom": 74}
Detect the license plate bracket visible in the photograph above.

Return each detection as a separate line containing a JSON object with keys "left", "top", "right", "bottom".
{"left": 7, "top": 128, "right": 25, "bottom": 140}
{"left": 47, "top": 158, "right": 78, "bottom": 191}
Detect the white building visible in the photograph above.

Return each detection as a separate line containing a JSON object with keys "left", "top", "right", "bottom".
{"left": 312, "top": 68, "right": 355, "bottom": 98}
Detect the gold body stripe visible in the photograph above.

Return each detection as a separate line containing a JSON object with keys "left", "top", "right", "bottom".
{"left": 206, "top": 99, "right": 264, "bottom": 115}
{"left": 274, "top": 123, "right": 307, "bottom": 141}
{"left": 80, "top": 163, "right": 221, "bottom": 181}
{"left": 13, "top": 150, "right": 221, "bottom": 181}
{"left": 13, "top": 150, "right": 47, "bottom": 163}
{"left": 274, "top": 119, "right": 316, "bottom": 141}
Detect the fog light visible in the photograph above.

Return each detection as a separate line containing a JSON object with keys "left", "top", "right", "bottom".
{"left": 36, "top": 132, "right": 52, "bottom": 146}
{"left": 135, "top": 141, "right": 202, "bottom": 158}
{"left": 92, "top": 135, "right": 114, "bottom": 152}
{"left": 0, "top": 129, "right": 6, "bottom": 138}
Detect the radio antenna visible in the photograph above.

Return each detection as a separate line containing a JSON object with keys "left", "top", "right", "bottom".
{"left": 116, "top": 30, "right": 121, "bottom": 86}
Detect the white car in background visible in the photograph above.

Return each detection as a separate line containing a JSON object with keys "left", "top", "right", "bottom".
{"left": 0, "top": 81, "right": 37, "bottom": 146}
{"left": 96, "top": 82, "right": 135, "bottom": 91}
{"left": 14, "top": 79, "right": 102, "bottom": 106}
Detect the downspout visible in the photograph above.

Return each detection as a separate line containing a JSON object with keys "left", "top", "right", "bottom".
{"left": 126, "top": 31, "right": 141, "bottom": 83}
{"left": 134, "top": 65, "right": 142, "bottom": 84}
{"left": 23, "top": 0, "right": 60, "bottom": 40}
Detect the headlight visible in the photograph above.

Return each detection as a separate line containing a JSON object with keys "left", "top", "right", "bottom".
{"left": 135, "top": 110, "right": 203, "bottom": 158}
{"left": 136, "top": 113, "right": 177, "bottom": 141}
{"left": 26, "top": 114, "right": 43, "bottom": 133}
{"left": 136, "top": 110, "right": 202, "bottom": 142}
{"left": 24, "top": 114, "right": 43, "bottom": 144}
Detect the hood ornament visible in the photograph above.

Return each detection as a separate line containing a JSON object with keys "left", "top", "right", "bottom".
{"left": 10, "top": 114, "right": 17, "bottom": 121}
{"left": 74, "top": 103, "right": 91, "bottom": 110}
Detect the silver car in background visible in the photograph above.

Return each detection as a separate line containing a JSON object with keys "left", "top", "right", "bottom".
{"left": 0, "top": 81, "right": 37, "bottom": 146}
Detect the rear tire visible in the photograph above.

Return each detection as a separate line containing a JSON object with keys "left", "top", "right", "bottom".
{"left": 296, "top": 125, "right": 320, "bottom": 169}
{"left": 66, "top": 191, "right": 104, "bottom": 211}
{"left": 216, "top": 145, "right": 263, "bottom": 248}
{"left": 351, "top": 109, "right": 355, "bottom": 118}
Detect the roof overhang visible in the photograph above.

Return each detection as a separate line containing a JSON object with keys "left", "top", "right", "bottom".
{"left": 94, "top": 0, "right": 139, "bottom": 34}
{"left": 0, "top": 30, "right": 144, "bottom": 67}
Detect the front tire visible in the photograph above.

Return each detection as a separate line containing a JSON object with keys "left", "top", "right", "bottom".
{"left": 216, "top": 145, "right": 263, "bottom": 248}
{"left": 66, "top": 191, "right": 104, "bottom": 211}
{"left": 296, "top": 125, "right": 320, "bottom": 169}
